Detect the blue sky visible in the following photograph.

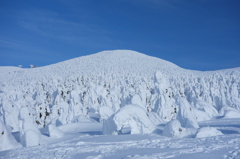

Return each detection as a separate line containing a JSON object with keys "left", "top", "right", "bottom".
{"left": 0, "top": 0, "right": 239, "bottom": 70}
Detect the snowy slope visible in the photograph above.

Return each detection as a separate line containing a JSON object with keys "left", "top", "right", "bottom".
{"left": 0, "top": 50, "right": 215, "bottom": 84}
{"left": 0, "top": 50, "right": 240, "bottom": 157}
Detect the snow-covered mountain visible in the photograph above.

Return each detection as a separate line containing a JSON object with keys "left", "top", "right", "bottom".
{"left": 0, "top": 50, "right": 240, "bottom": 152}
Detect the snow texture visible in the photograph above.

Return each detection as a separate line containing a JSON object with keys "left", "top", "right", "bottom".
{"left": 0, "top": 118, "right": 239, "bottom": 159}
{"left": 195, "top": 127, "right": 223, "bottom": 138}
{"left": 0, "top": 119, "right": 22, "bottom": 151}
{"left": 162, "top": 119, "right": 188, "bottom": 138}
{"left": 176, "top": 96, "right": 199, "bottom": 128}
{"left": 112, "top": 104, "right": 155, "bottom": 134}
{"left": 0, "top": 50, "right": 240, "bottom": 155}
{"left": 48, "top": 124, "right": 64, "bottom": 138}
{"left": 19, "top": 107, "right": 41, "bottom": 147}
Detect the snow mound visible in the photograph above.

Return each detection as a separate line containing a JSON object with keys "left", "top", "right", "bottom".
{"left": 0, "top": 120, "right": 22, "bottom": 151}
{"left": 48, "top": 124, "right": 64, "bottom": 138}
{"left": 220, "top": 107, "right": 240, "bottom": 118}
{"left": 195, "top": 127, "right": 223, "bottom": 138}
{"left": 162, "top": 119, "right": 188, "bottom": 138}
{"left": 58, "top": 122, "right": 102, "bottom": 134}
{"left": 113, "top": 105, "right": 156, "bottom": 134}
{"left": 224, "top": 110, "right": 240, "bottom": 118}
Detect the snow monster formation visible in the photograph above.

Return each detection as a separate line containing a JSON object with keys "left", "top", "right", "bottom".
{"left": 0, "top": 50, "right": 240, "bottom": 148}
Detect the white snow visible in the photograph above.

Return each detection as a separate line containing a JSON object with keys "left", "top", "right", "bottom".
{"left": 0, "top": 50, "right": 240, "bottom": 158}
{"left": 224, "top": 110, "right": 240, "bottom": 118}
{"left": 0, "top": 119, "right": 22, "bottom": 151}
{"left": 1, "top": 50, "right": 239, "bottom": 132}
{"left": 112, "top": 104, "right": 156, "bottom": 134}
{"left": 162, "top": 119, "right": 188, "bottom": 138}
{"left": 220, "top": 106, "right": 240, "bottom": 118}
{"left": 176, "top": 96, "right": 199, "bottom": 128}
{"left": 195, "top": 127, "right": 223, "bottom": 138}
{"left": 99, "top": 106, "right": 114, "bottom": 121}
{"left": 0, "top": 118, "right": 239, "bottom": 159}
{"left": 19, "top": 107, "right": 41, "bottom": 147}
{"left": 48, "top": 124, "right": 64, "bottom": 138}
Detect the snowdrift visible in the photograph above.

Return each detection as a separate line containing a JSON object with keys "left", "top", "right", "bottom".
{"left": 195, "top": 127, "right": 223, "bottom": 138}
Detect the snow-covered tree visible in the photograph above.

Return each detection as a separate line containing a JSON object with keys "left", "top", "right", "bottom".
{"left": 0, "top": 119, "right": 22, "bottom": 151}
{"left": 19, "top": 107, "right": 41, "bottom": 147}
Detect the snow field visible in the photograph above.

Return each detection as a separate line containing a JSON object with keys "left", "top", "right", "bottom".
{"left": 0, "top": 118, "right": 240, "bottom": 159}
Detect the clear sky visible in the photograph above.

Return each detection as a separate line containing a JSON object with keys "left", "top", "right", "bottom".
{"left": 0, "top": 0, "right": 239, "bottom": 71}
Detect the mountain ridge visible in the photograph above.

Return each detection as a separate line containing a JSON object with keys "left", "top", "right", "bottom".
{"left": 1, "top": 50, "right": 240, "bottom": 85}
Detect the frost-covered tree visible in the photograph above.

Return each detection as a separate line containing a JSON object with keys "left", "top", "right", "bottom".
{"left": 112, "top": 105, "right": 155, "bottom": 134}
{"left": 19, "top": 107, "right": 41, "bottom": 147}
{"left": 0, "top": 119, "right": 22, "bottom": 151}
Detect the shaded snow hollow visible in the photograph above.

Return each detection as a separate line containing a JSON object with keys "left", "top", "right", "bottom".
{"left": 0, "top": 50, "right": 240, "bottom": 155}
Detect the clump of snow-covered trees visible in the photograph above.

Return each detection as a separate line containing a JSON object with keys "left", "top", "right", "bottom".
{"left": 1, "top": 69, "right": 240, "bottom": 134}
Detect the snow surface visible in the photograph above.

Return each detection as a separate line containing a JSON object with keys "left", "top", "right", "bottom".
{"left": 0, "top": 50, "right": 240, "bottom": 158}
{"left": 112, "top": 104, "right": 155, "bottom": 134}
{"left": 19, "top": 107, "right": 41, "bottom": 147}
{"left": 48, "top": 124, "right": 64, "bottom": 138}
{"left": 0, "top": 118, "right": 240, "bottom": 159}
{"left": 162, "top": 119, "right": 188, "bottom": 138}
{"left": 195, "top": 127, "right": 223, "bottom": 138}
{"left": 0, "top": 119, "right": 22, "bottom": 151}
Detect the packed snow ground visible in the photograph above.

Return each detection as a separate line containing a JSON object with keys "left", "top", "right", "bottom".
{"left": 1, "top": 118, "right": 240, "bottom": 159}
{"left": 0, "top": 50, "right": 240, "bottom": 158}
